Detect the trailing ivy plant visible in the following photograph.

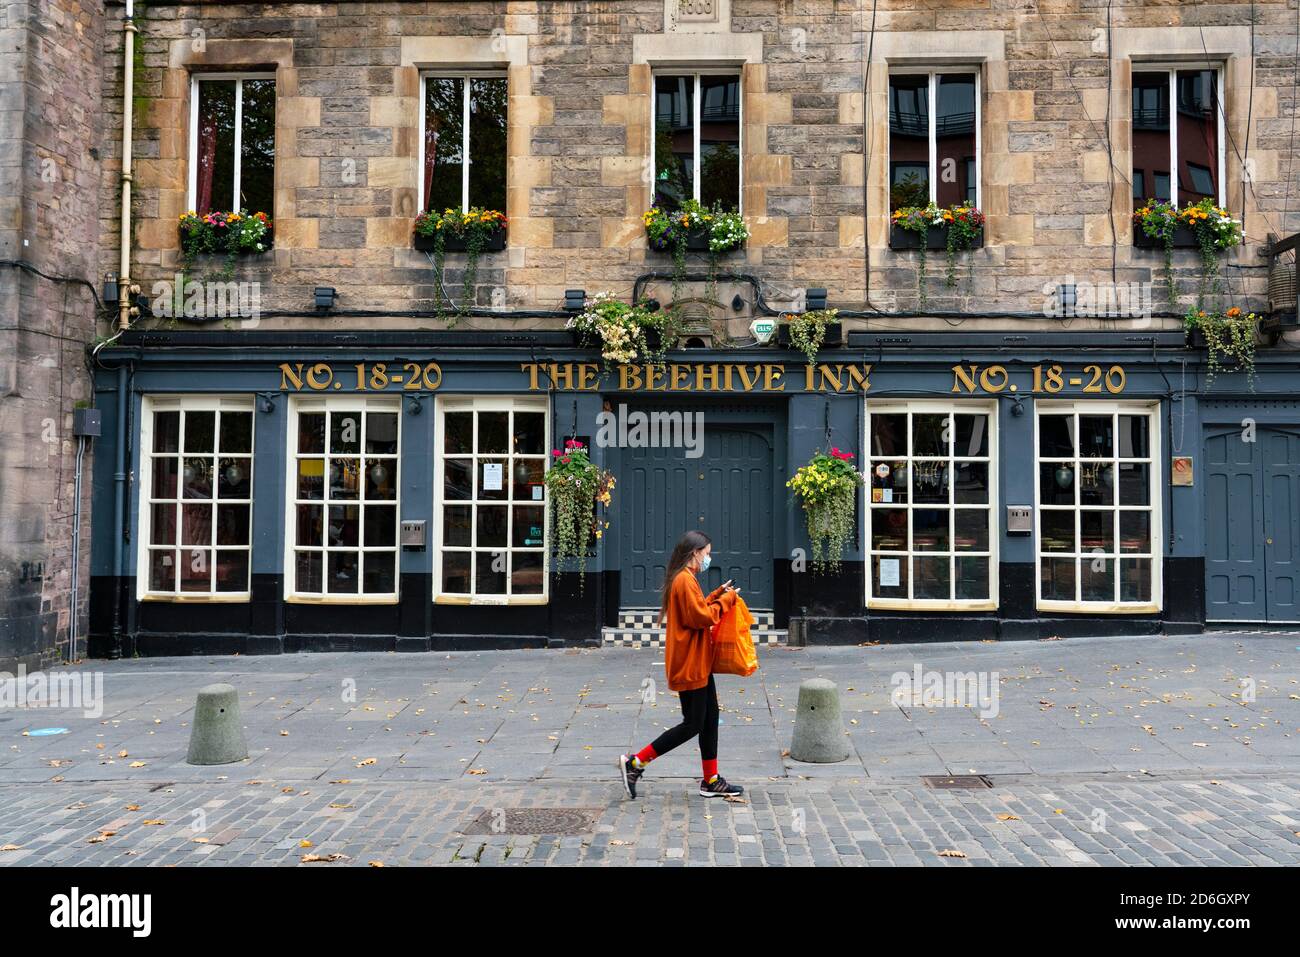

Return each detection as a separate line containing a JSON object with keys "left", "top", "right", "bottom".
{"left": 942, "top": 204, "right": 985, "bottom": 287}
{"left": 413, "top": 207, "right": 507, "bottom": 321}
{"left": 544, "top": 440, "right": 615, "bottom": 585}
{"left": 1185, "top": 306, "right": 1258, "bottom": 388}
{"left": 786, "top": 447, "right": 864, "bottom": 574}
{"left": 787, "top": 308, "right": 839, "bottom": 366}
{"left": 890, "top": 203, "right": 941, "bottom": 308}
{"left": 1133, "top": 199, "right": 1241, "bottom": 308}
{"left": 643, "top": 199, "right": 748, "bottom": 300}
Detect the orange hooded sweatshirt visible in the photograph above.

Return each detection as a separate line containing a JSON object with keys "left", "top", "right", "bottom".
{"left": 663, "top": 570, "right": 737, "bottom": 692}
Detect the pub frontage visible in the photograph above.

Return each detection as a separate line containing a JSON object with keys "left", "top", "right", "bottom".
{"left": 85, "top": 325, "right": 1297, "bottom": 657}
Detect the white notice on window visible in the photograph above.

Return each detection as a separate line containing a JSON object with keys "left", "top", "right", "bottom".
{"left": 879, "top": 558, "right": 900, "bottom": 588}
{"left": 881, "top": 488, "right": 893, "bottom": 503}
{"left": 482, "top": 462, "right": 503, "bottom": 491}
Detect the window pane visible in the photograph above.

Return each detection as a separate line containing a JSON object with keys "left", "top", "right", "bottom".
{"left": 215, "top": 551, "right": 249, "bottom": 592}
{"left": 514, "top": 412, "right": 545, "bottom": 454}
{"left": 1080, "top": 463, "right": 1114, "bottom": 507}
{"left": 952, "top": 461, "right": 988, "bottom": 504}
{"left": 328, "top": 552, "right": 359, "bottom": 593}
{"left": 219, "top": 413, "right": 252, "bottom": 456}
{"left": 297, "top": 504, "right": 323, "bottom": 547}
{"left": 444, "top": 459, "right": 472, "bottom": 500}
{"left": 871, "top": 509, "right": 908, "bottom": 551}
{"left": 180, "top": 548, "right": 211, "bottom": 591}
{"left": 1079, "top": 415, "right": 1113, "bottom": 457}
{"left": 196, "top": 80, "right": 237, "bottom": 213}
{"left": 953, "top": 509, "right": 988, "bottom": 552}
{"left": 1176, "top": 70, "right": 1218, "bottom": 205}
{"left": 149, "top": 550, "right": 176, "bottom": 592}
{"left": 1081, "top": 558, "right": 1114, "bottom": 601}
{"left": 1040, "top": 510, "right": 1075, "bottom": 552}
{"left": 331, "top": 458, "right": 361, "bottom": 500}
{"left": 955, "top": 556, "right": 989, "bottom": 601}
{"left": 425, "top": 77, "right": 465, "bottom": 211}
{"left": 936, "top": 74, "right": 977, "bottom": 207}
{"left": 181, "top": 504, "right": 211, "bottom": 545}
{"left": 1120, "top": 511, "right": 1150, "bottom": 553}
{"left": 468, "top": 77, "right": 507, "bottom": 212}
{"left": 889, "top": 74, "right": 930, "bottom": 210}
{"left": 217, "top": 457, "right": 251, "bottom": 498}
{"left": 366, "top": 413, "right": 399, "bottom": 454}
{"left": 478, "top": 412, "right": 508, "bottom": 453}
{"left": 870, "top": 461, "right": 908, "bottom": 504}
{"left": 216, "top": 504, "right": 249, "bottom": 546}
{"left": 239, "top": 78, "right": 276, "bottom": 215}
{"left": 872, "top": 555, "right": 908, "bottom": 599}
{"left": 511, "top": 457, "right": 544, "bottom": 501}
{"left": 185, "top": 411, "right": 215, "bottom": 452}
{"left": 331, "top": 413, "right": 362, "bottom": 453}
{"left": 444, "top": 412, "right": 473, "bottom": 453}
{"left": 443, "top": 505, "right": 472, "bottom": 546}
{"left": 1132, "top": 72, "right": 1170, "bottom": 206}
{"left": 154, "top": 411, "right": 180, "bottom": 453}
{"left": 1118, "top": 415, "right": 1150, "bottom": 458}
{"left": 913, "top": 555, "right": 950, "bottom": 600}
{"left": 869, "top": 414, "right": 908, "bottom": 456}
{"left": 476, "top": 551, "right": 506, "bottom": 593}
{"left": 953, "top": 414, "right": 988, "bottom": 457}
{"left": 364, "top": 506, "right": 396, "bottom": 547}
{"left": 298, "top": 413, "right": 326, "bottom": 454}
{"left": 1118, "top": 463, "right": 1150, "bottom": 506}
{"left": 182, "top": 458, "right": 213, "bottom": 499}
{"left": 654, "top": 75, "right": 694, "bottom": 210}
{"left": 365, "top": 459, "right": 397, "bottom": 500}
{"left": 699, "top": 75, "right": 740, "bottom": 210}
{"left": 1080, "top": 510, "right": 1114, "bottom": 553}
{"left": 363, "top": 553, "right": 395, "bottom": 594}
{"left": 297, "top": 459, "right": 324, "bottom": 500}
{"left": 442, "top": 551, "right": 471, "bottom": 593}
{"left": 476, "top": 505, "right": 508, "bottom": 548}
{"left": 1038, "top": 414, "right": 1075, "bottom": 457}
{"left": 1040, "top": 462, "right": 1075, "bottom": 505}
{"left": 911, "top": 461, "right": 948, "bottom": 504}
{"left": 913, "top": 413, "right": 947, "bottom": 456}
{"left": 153, "top": 456, "right": 179, "bottom": 499}
{"left": 296, "top": 550, "right": 323, "bottom": 592}
{"left": 1041, "top": 557, "right": 1076, "bottom": 602}
{"left": 151, "top": 503, "right": 176, "bottom": 545}
{"left": 477, "top": 457, "right": 507, "bottom": 500}
{"left": 1120, "top": 558, "right": 1152, "bottom": 602}
{"left": 912, "top": 508, "right": 949, "bottom": 552}
{"left": 513, "top": 506, "right": 545, "bottom": 547}
{"left": 328, "top": 505, "right": 359, "bottom": 547}
{"left": 512, "top": 552, "right": 544, "bottom": 595}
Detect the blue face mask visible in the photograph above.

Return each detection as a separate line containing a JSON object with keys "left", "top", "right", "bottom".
{"left": 698, "top": 554, "right": 712, "bottom": 572}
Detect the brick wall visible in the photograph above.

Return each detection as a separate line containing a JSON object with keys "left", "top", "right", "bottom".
{"left": 95, "top": 0, "right": 1299, "bottom": 332}
{"left": 0, "top": 0, "right": 104, "bottom": 671}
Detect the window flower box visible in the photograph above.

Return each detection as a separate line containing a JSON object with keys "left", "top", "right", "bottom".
{"left": 178, "top": 210, "right": 273, "bottom": 278}
{"left": 1133, "top": 223, "right": 1198, "bottom": 249}
{"left": 778, "top": 321, "right": 843, "bottom": 349}
{"left": 889, "top": 223, "right": 984, "bottom": 251}
{"left": 413, "top": 223, "right": 507, "bottom": 253}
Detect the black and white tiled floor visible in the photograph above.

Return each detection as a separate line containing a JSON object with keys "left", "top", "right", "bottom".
{"left": 601, "top": 607, "right": 787, "bottom": 648}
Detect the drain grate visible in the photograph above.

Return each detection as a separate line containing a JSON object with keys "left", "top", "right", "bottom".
{"left": 922, "top": 775, "right": 993, "bottom": 789}
{"left": 461, "top": 807, "right": 603, "bottom": 836}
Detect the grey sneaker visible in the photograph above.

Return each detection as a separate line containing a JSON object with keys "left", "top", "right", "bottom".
{"left": 699, "top": 775, "right": 743, "bottom": 798}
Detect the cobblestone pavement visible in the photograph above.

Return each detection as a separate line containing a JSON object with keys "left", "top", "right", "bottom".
{"left": 0, "top": 632, "right": 1297, "bottom": 865}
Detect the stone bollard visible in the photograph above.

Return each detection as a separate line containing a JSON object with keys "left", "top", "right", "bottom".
{"left": 186, "top": 683, "right": 248, "bottom": 765}
{"left": 789, "top": 678, "right": 850, "bottom": 763}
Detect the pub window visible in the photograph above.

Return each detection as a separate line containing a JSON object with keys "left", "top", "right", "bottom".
{"left": 1131, "top": 67, "right": 1223, "bottom": 208}
{"left": 188, "top": 74, "right": 276, "bottom": 216}
{"left": 1036, "top": 403, "right": 1161, "bottom": 611}
{"left": 421, "top": 73, "right": 508, "bottom": 213}
{"left": 888, "top": 70, "right": 980, "bottom": 210}
{"left": 436, "top": 398, "right": 548, "bottom": 603}
{"left": 866, "top": 403, "right": 997, "bottom": 609}
{"left": 139, "top": 397, "right": 254, "bottom": 599}
{"left": 653, "top": 72, "right": 741, "bottom": 212}
{"left": 288, "top": 400, "right": 400, "bottom": 600}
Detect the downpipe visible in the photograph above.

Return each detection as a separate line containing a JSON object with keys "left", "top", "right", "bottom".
{"left": 116, "top": 0, "right": 137, "bottom": 331}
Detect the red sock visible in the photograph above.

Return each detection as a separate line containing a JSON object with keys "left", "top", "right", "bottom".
{"left": 702, "top": 758, "right": 718, "bottom": 781}
{"left": 636, "top": 745, "right": 657, "bottom": 764}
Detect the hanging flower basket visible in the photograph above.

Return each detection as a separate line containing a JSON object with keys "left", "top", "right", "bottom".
{"left": 1184, "top": 306, "right": 1258, "bottom": 387}
{"left": 565, "top": 292, "right": 686, "bottom": 366}
{"left": 544, "top": 440, "right": 615, "bottom": 583}
{"left": 779, "top": 309, "right": 843, "bottom": 364}
{"left": 786, "top": 447, "right": 865, "bottom": 574}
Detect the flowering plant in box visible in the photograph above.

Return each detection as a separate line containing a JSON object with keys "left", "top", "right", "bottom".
{"left": 413, "top": 207, "right": 507, "bottom": 318}
{"left": 544, "top": 440, "right": 615, "bottom": 581}
{"left": 891, "top": 202, "right": 984, "bottom": 306}
{"left": 786, "top": 447, "right": 864, "bottom": 574}
{"left": 1184, "top": 305, "right": 1258, "bottom": 387}
{"left": 566, "top": 292, "right": 684, "bottom": 366}
{"left": 643, "top": 199, "right": 748, "bottom": 297}
{"left": 178, "top": 209, "right": 272, "bottom": 278}
{"left": 1133, "top": 199, "right": 1241, "bottom": 306}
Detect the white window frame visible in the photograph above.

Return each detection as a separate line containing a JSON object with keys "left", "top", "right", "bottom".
{"left": 186, "top": 73, "right": 276, "bottom": 213}
{"left": 416, "top": 70, "right": 508, "bottom": 213}
{"left": 285, "top": 397, "right": 402, "bottom": 603}
{"left": 137, "top": 395, "right": 255, "bottom": 601}
{"left": 1034, "top": 401, "right": 1163, "bottom": 614}
{"left": 649, "top": 69, "right": 743, "bottom": 211}
{"left": 1130, "top": 62, "right": 1226, "bottom": 207}
{"left": 886, "top": 67, "right": 982, "bottom": 210}
{"left": 864, "top": 400, "right": 999, "bottom": 611}
{"left": 434, "top": 395, "right": 549, "bottom": 605}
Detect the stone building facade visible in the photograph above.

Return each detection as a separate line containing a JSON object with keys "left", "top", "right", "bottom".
{"left": 4, "top": 0, "right": 1300, "bottom": 663}
{"left": 0, "top": 0, "right": 104, "bottom": 672}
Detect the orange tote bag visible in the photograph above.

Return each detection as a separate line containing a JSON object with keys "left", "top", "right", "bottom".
{"left": 711, "top": 595, "right": 759, "bottom": 677}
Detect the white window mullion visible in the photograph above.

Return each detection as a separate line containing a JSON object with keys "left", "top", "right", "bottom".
{"left": 462, "top": 79, "right": 472, "bottom": 211}
{"left": 927, "top": 73, "right": 938, "bottom": 205}
{"left": 1168, "top": 71, "right": 1178, "bottom": 206}
{"left": 231, "top": 79, "right": 244, "bottom": 211}
{"left": 693, "top": 74, "right": 702, "bottom": 203}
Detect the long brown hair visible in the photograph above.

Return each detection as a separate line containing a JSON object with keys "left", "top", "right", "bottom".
{"left": 659, "top": 530, "right": 711, "bottom": 625}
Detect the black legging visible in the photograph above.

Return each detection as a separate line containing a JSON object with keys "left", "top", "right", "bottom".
{"left": 648, "top": 674, "right": 718, "bottom": 761}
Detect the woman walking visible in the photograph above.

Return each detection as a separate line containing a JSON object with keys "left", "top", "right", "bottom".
{"left": 619, "top": 530, "right": 744, "bottom": 799}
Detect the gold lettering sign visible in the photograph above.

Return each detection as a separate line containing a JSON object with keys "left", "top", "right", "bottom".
{"left": 519, "top": 362, "right": 871, "bottom": 393}
{"left": 280, "top": 361, "right": 443, "bottom": 392}
{"left": 951, "top": 363, "right": 1127, "bottom": 395}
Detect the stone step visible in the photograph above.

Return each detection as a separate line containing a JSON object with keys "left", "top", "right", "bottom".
{"left": 616, "top": 607, "right": 776, "bottom": 628}
{"left": 602, "top": 626, "right": 788, "bottom": 649}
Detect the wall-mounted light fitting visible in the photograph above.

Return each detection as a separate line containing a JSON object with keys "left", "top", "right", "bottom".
{"left": 805, "top": 287, "right": 828, "bottom": 311}
{"left": 563, "top": 289, "right": 586, "bottom": 312}
{"left": 314, "top": 286, "right": 338, "bottom": 312}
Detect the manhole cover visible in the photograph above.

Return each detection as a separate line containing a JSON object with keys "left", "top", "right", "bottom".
{"left": 461, "top": 807, "right": 603, "bottom": 836}
{"left": 922, "top": 775, "right": 992, "bottom": 789}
